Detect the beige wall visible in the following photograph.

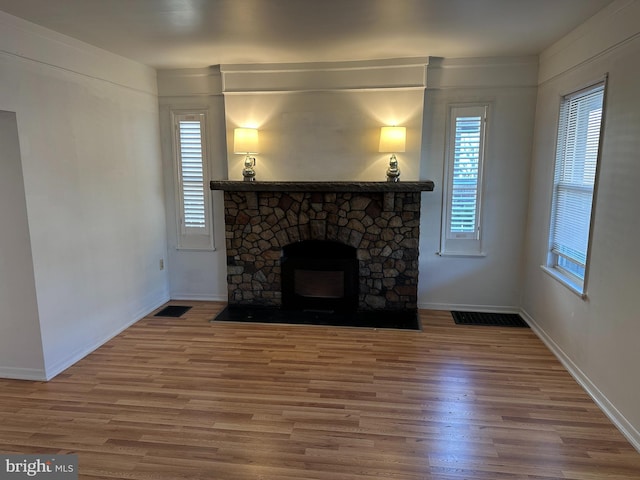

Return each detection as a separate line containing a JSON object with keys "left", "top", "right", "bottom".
{"left": 158, "top": 56, "right": 539, "bottom": 313}
{"left": 521, "top": 0, "right": 640, "bottom": 450}
{"left": 0, "top": 11, "right": 169, "bottom": 379}
{"left": 219, "top": 60, "right": 428, "bottom": 182}
{"left": 0, "top": 110, "right": 44, "bottom": 379}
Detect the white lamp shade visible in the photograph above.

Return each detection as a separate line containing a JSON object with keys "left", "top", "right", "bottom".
{"left": 379, "top": 126, "right": 406, "bottom": 153}
{"left": 234, "top": 128, "right": 259, "bottom": 154}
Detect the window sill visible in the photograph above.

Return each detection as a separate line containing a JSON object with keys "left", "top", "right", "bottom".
{"left": 541, "top": 265, "right": 587, "bottom": 299}
{"left": 437, "top": 251, "right": 486, "bottom": 258}
{"left": 176, "top": 247, "right": 217, "bottom": 252}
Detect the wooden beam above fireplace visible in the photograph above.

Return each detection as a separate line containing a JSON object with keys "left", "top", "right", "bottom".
{"left": 210, "top": 180, "right": 434, "bottom": 193}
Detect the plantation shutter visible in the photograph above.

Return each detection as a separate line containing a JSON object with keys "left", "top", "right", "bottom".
{"left": 176, "top": 114, "right": 206, "bottom": 230}
{"left": 172, "top": 110, "right": 213, "bottom": 250}
{"left": 550, "top": 84, "right": 604, "bottom": 270}
{"left": 447, "top": 106, "right": 487, "bottom": 240}
{"left": 450, "top": 115, "right": 482, "bottom": 234}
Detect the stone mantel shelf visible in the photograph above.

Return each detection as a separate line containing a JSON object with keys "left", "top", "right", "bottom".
{"left": 210, "top": 180, "right": 435, "bottom": 193}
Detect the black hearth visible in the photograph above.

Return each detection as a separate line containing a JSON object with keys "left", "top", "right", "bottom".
{"left": 281, "top": 240, "right": 358, "bottom": 313}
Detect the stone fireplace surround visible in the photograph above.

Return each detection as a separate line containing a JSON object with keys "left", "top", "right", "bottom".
{"left": 210, "top": 181, "right": 434, "bottom": 313}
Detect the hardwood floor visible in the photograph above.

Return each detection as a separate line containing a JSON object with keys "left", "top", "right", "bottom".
{"left": 1, "top": 301, "right": 639, "bottom": 479}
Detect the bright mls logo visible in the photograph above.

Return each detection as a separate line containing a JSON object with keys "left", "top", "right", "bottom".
{"left": 1, "top": 455, "right": 77, "bottom": 479}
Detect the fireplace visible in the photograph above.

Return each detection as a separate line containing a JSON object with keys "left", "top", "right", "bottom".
{"left": 281, "top": 240, "right": 358, "bottom": 313}
{"left": 210, "top": 181, "right": 434, "bottom": 315}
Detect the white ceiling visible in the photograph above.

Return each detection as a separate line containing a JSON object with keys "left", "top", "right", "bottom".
{"left": 0, "top": 0, "right": 613, "bottom": 69}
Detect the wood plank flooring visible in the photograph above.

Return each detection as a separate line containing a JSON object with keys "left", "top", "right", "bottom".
{"left": 1, "top": 301, "right": 639, "bottom": 479}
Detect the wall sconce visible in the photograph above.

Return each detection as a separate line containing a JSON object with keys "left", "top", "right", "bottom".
{"left": 234, "top": 128, "right": 259, "bottom": 181}
{"left": 379, "top": 126, "right": 406, "bottom": 182}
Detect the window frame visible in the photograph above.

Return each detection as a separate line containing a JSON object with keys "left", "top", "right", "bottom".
{"left": 440, "top": 103, "right": 489, "bottom": 256}
{"left": 543, "top": 78, "right": 607, "bottom": 297}
{"left": 172, "top": 110, "right": 214, "bottom": 251}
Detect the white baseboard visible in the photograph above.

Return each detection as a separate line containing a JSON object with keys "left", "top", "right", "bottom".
{"left": 520, "top": 308, "right": 640, "bottom": 453}
{"left": 170, "top": 293, "right": 227, "bottom": 302}
{"left": 43, "top": 293, "right": 170, "bottom": 380}
{"left": 0, "top": 366, "right": 47, "bottom": 381}
{"left": 418, "top": 301, "right": 520, "bottom": 314}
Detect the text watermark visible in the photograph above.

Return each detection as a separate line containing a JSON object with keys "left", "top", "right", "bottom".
{"left": 0, "top": 455, "right": 77, "bottom": 479}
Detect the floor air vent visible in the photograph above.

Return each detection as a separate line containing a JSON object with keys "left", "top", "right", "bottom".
{"left": 452, "top": 311, "right": 528, "bottom": 327}
{"left": 154, "top": 305, "right": 192, "bottom": 317}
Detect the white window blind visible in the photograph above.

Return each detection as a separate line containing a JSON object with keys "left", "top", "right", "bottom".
{"left": 441, "top": 104, "right": 488, "bottom": 255}
{"left": 548, "top": 82, "right": 604, "bottom": 291}
{"left": 177, "top": 117, "right": 206, "bottom": 228}
{"left": 450, "top": 114, "right": 484, "bottom": 236}
{"left": 173, "top": 111, "right": 213, "bottom": 250}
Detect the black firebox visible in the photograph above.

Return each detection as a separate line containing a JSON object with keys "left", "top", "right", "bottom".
{"left": 281, "top": 240, "right": 358, "bottom": 313}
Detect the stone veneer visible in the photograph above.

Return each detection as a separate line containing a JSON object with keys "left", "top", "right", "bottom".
{"left": 211, "top": 181, "right": 434, "bottom": 312}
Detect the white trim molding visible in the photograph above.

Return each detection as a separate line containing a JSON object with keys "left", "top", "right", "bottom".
{"left": 0, "top": 10, "right": 157, "bottom": 94}
{"left": 43, "top": 294, "right": 169, "bottom": 381}
{"left": 170, "top": 294, "right": 227, "bottom": 302}
{"left": 418, "top": 303, "right": 520, "bottom": 314}
{"left": 220, "top": 58, "right": 429, "bottom": 94}
{"left": 0, "top": 366, "right": 47, "bottom": 382}
{"left": 521, "top": 308, "right": 640, "bottom": 453}
{"left": 538, "top": 0, "right": 640, "bottom": 84}
{"left": 426, "top": 56, "right": 538, "bottom": 90}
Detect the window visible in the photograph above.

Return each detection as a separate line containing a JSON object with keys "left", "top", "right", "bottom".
{"left": 173, "top": 111, "right": 213, "bottom": 250}
{"left": 440, "top": 104, "right": 488, "bottom": 255}
{"left": 546, "top": 81, "right": 605, "bottom": 295}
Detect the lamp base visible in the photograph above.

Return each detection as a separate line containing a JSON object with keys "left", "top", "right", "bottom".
{"left": 242, "top": 155, "right": 256, "bottom": 182}
{"left": 386, "top": 154, "right": 401, "bottom": 182}
{"left": 386, "top": 173, "right": 400, "bottom": 182}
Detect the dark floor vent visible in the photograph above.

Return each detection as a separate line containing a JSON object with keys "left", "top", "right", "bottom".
{"left": 452, "top": 311, "right": 529, "bottom": 327}
{"left": 154, "top": 305, "right": 191, "bottom": 317}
